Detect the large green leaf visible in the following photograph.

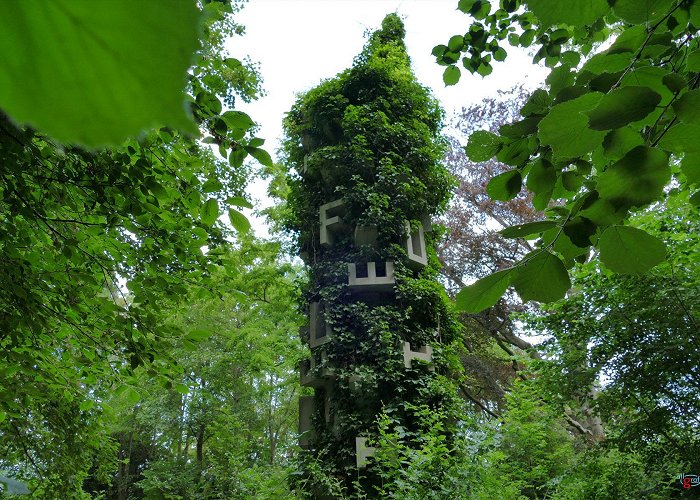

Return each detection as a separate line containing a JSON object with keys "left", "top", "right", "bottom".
{"left": 602, "top": 127, "right": 644, "bottom": 161}
{"left": 599, "top": 225, "right": 666, "bottom": 274}
{"left": 455, "top": 269, "right": 515, "bottom": 313}
{"left": 526, "top": 0, "right": 609, "bottom": 27}
{"left": 612, "top": 0, "right": 674, "bottom": 24}
{"left": 0, "top": 1, "right": 200, "bottom": 147}
{"left": 486, "top": 170, "right": 522, "bottom": 201}
{"left": 581, "top": 53, "right": 632, "bottom": 75}
{"left": 512, "top": 251, "right": 571, "bottom": 303}
{"left": 443, "top": 65, "right": 461, "bottom": 86}
{"left": 228, "top": 208, "right": 251, "bottom": 233}
{"left": 586, "top": 87, "right": 661, "bottom": 130}
{"left": 245, "top": 146, "right": 274, "bottom": 167}
{"left": 658, "top": 124, "right": 700, "bottom": 154}
{"left": 681, "top": 154, "right": 700, "bottom": 186}
{"left": 539, "top": 92, "right": 606, "bottom": 159}
{"left": 672, "top": 89, "right": 700, "bottom": 124}
{"left": 466, "top": 130, "right": 502, "bottom": 161}
{"left": 597, "top": 146, "right": 670, "bottom": 209}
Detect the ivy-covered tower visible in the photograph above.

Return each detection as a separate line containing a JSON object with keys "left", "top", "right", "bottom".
{"left": 284, "top": 15, "right": 461, "bottom": 496}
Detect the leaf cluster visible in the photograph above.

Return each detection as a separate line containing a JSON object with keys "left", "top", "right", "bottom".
{"left": 437, "top": 0, "right": 700, "bottom": 311}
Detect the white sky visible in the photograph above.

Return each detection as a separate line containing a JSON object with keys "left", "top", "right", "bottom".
{"left": 227, "top": 0, "right": 548, "bottom": 236}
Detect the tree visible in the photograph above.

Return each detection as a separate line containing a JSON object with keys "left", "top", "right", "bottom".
{"left": 83, "top": 237, "right": 302, "bottom": 499}
{"left": 281, "top": 14, "right": 463, "bottom": 496}
{"left": 0, "top": 1, "right": 269, "bottom": 495}
{"left": 526, "top": 191, "right": 700, "bottom": 474}
{"left": 438, "top": 87, "right": 543, "bottom": 414}
{"left": 435, "top": 0, "right": 700, "bottom": 311}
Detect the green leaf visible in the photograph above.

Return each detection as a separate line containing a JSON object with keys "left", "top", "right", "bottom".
{"left": 477, "top": 62, "right": 493, "bottom": 77}
{"left": 455, "top": 269, "right": 515, "bottom": 313}
{"left": 486, "top": 170, "right": 522, "bottom": 201}
{"left": 681, "top": 154, "right": 700, "bottom": 186}
{"left": 586, "top": 87, "right": 661, "bottom": 130}
{"left": 526, "top": 0, "right": 609, "bottom": 27}
{"left": 193, "top": 227, "right": 208, "bottom": 242}
{"left": 612, "top": 0, "right": 674, "bottom": 24}
{"left": 229, "top": 145, "right": 247, "bottom": 168}
{"left": 493, "top": 47, "right": 507, "bottom": 61}
{"left": 597, "top": 146, "right": 670, "bottom": 209}
{"left": 185, "top": 329, "right": 212, "bottom": 341}
{"left": 672, "top": 89, "right": 700, "bottom": 124}
{"left": 512, "top": 251, "right": 571, "bottom": 303}
{"left": 581, "top": 53, "right": 632, "bottom": 75}
{"left": 226, "top": 196, "right": 254, "bottom": 209}
{"left": 466, "top": 130, "right": 502, "bottom": 161}
{"left": 175, "top": 383, "right": 190, "bottom": 395}
{"left": 222, "top": 110, "right": 255, "bottom": 130}
{"left": 443, "top": 65, "right": 461, "bottom": 86}
{"left": 662, "top": 73, "right": 686, "bottom": 93}
{"left": 115, "top": 385, "right": 141, "bottom": 405}
{"left": 499, "top": 117, "right": 541, "bottom": 139}
{"left": 546, "top": 66, "right": 575, "bottom": 97}
{"left": 602, "top": 127, "right": 645, "bottom": 161}
{"left": 539, "top": 92, "right": 606, "bottom": 159}
{"left": 686, "top": 49, "right": 700, "bottom": 72}
{"left": 457, "top": 0, "right": 478, "bottom": 14}
{"left": 599, "top": 225, "right": 666, "bottom": 274}
{"left": 202, "top": 178, "right": 224, "bottom": 193}
{"left": 0, "top": 1, "right": 200, "bottom": 147}
{"left": 79, "top": 400, "right": 95, "bottom": 412}
{"left": 563, "top": 216, "right": 597, "bottom": 247}
{"left": 658, "top": 123, "right": 700, "bottom": 154}
{"left": 228, "top": 208, "right": 251, "bottom": 233}
{"left": 200, "top": 198, "right": 219, "bottom": 226}
{"left": 448, "top": 35, "right": 465, "bottom": 52}
{"left": 245, "top": 146, "right": 273, "bottom": 167}
{"left": 526, "top": 159, "right": 556, "bottom": 195}
{"left": 500, "top": 220, "right": 557, "bottom": 238}
{"left": 521, "top": 89, "right": 551, "bottom": 116}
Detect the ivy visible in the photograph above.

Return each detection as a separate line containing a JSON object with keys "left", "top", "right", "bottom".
{"left": 282, "top": 15, "right": 463, "bottom": 496}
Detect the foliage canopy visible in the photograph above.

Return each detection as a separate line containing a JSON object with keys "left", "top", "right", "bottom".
{"left": 436, "top": 0, "right": 700, "bottom": 311}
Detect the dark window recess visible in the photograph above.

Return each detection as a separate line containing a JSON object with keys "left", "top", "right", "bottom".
{"left": 411, "top": 231, "right": 422, "bottom": 256}
{"left": 356, "top": 262, "right": 369, "bottom": 278}
{"left": 317, "top": 314, "right": 327, "bottom": 338}
{"left": 376, "top": 261, "right": 387, "bottom": 277}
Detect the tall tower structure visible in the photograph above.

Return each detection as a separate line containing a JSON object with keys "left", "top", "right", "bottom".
{"left": 283, "top": 15, "right": 461, "bottom": 495}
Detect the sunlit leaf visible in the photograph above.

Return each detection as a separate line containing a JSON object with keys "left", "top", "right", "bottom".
{"left": 0, "top": 1, "right": 200, "bottom": 146}
{"left": 526, "top": 0, "right": 609, "bottom": 27}
{"left": 538, "top": 92, "right": 606, "bottom": 159}
{"left": 455, "top": 269, "right": 515, "bottom": 313}
{"left": 466, "top": 130, "right": 502, "bottom": 161}
{"left": 228, "top": 208, "right": 251, "bottom": 233}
